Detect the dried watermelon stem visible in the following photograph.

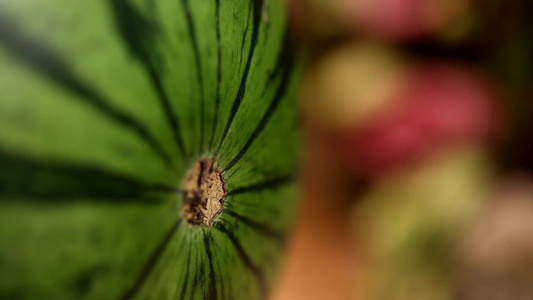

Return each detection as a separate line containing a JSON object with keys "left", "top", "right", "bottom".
{"left": 182, "top": 158, "right": 226, "bottom": 226}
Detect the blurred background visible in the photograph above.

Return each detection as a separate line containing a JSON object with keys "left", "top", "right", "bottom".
{"left": 271, "top": 0, "right": 533, "bottom": 299}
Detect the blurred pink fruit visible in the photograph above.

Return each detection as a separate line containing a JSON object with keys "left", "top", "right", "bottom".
{"left": 342, "top": 0, "right": 469, "bottom": 40}
{"left": 338, "top": 63, "right": 502, "bottom": 179}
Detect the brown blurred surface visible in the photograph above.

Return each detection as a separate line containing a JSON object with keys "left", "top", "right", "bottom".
{"left": 270, "top": 130, "right": 357, "bottom": 300}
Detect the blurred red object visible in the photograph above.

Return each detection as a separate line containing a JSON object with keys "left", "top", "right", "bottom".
{"left": 341, "top": 0, "right": 470, "bottom": 40}
{"left": 338, "top": 63, "right": 502, "bottom": 179}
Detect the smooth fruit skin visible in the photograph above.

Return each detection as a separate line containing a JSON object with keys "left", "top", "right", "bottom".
{"left": 0, "top": 1, "right": 301, "bottom": 299}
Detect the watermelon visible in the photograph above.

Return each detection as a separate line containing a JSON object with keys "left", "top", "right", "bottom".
{"left": 0, "top": 0, "right": 301, "bottom": 299}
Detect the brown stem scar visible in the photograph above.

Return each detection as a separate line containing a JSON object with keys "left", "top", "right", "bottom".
{"left": 182, "top": 158, "right": 226, "bottom": 226}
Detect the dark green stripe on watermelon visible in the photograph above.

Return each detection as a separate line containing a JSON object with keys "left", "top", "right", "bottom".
{"left": 179, "top": 0, "right": 207, "bottom": 153}
{"left": 222, "top": 33, "right": 295, "bottom": 172}
{"left": 0, "top": 12, "right": 176, "bottom": 170}
{"left": 220, "top": 209, "right": 285, "bottom": 243}
{"left": 214, "top": 0, "right": 265, "bottom": 156}
{"left": 108, "top": 0, "right": 187, "bottom": 159}
{"left": 177, "top": 243, "right": 193, "bottom": 300}
{"left": 214, "top": 221, "right": 268, "bottom": 299}
{"left": 120, "top": 219, "right": 182, "bottom": 300}
{"left": 0, "top": 0, "right": 301, "bottom": 299}
{"left": 208, "top": 0, "right": 223, "bottom": 152}
{"left": 0, "top": 150, "right": 179, "bottom": 201}
{"left": 227, "top": 174, "right": 293, "bottom": 196}
{"left": 202, "top": 229, "right": 219, "bottom": 300}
